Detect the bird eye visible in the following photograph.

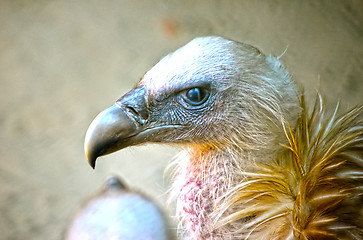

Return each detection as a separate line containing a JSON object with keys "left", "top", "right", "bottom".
{"left": 183, "top": 88, "right": 209, "bottom": 106}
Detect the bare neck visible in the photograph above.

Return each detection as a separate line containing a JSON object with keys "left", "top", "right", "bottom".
{"left": 170, "top": 145, "right": 264, "bottom": 239}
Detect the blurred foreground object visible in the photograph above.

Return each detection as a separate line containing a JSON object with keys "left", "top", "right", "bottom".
{"left": 85, "top": 37, "right": 362, "bottom": 239}
{"left": 66, "top": 176, "right": 173, "bottom": 240}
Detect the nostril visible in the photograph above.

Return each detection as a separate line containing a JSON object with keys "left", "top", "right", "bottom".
{"left": 124, "top": 105, "right": 148, "bottom": 124}
{"left": 126, "top": 105, "right": 139, "bottom": 117}
{"left": 116, "top": 86, "right": 149, "bottom": 121}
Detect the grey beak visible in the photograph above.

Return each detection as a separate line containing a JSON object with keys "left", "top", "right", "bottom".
{"left": 84, "top": 104, "right": 138, "bottom": 168}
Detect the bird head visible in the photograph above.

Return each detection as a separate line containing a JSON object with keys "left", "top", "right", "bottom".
{"left": 85, "top": 36, "right": 300, "bottom": 168}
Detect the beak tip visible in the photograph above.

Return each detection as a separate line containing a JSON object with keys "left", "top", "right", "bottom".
{"left": 89, "top": 160, "right": 96, "bottom": 169}
{"left": 85, "top": 147, "right": 97, "bottom": 169}
{"left": 84, "top": 120, "right": 102, "bottom": 169}
{"left": 87, "top": 155, "right": 97, "bottom": 169}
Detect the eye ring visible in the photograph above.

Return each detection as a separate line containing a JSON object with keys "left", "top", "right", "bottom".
{"left": 182, "top": 87, "right": 210, "bottom": 106}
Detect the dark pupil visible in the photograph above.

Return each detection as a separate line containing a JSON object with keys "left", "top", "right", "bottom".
{"left": 186, "top": 88, "right": 203, "bottom": 103}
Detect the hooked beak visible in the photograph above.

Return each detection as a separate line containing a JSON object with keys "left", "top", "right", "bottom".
{"left": 84, "top": 104, "right": 139, "bottom": 168}
{"left": 84, "top": 87, "right": 150, "bottom": 168}
{"left": 84, "top": 86, "right": 185, "bottom": 169}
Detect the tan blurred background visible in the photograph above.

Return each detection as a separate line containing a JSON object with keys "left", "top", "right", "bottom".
{"left": 0, "top": 1, "right": 362, "bottom": 239}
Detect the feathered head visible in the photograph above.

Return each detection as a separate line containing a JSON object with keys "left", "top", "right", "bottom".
{"left": 85, "top": 36, "right": 300, "bottom": 167}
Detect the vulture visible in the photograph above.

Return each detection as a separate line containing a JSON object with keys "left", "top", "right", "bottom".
{"left": 84, "top": 36, "right": 362, "bottom": 239}
{"left": 66, "top": 175, "right": 172, "bottom": 240}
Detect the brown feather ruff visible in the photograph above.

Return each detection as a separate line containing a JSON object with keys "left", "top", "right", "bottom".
{"left": 214, "top": 95, "right": 363, "bottom": 239}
